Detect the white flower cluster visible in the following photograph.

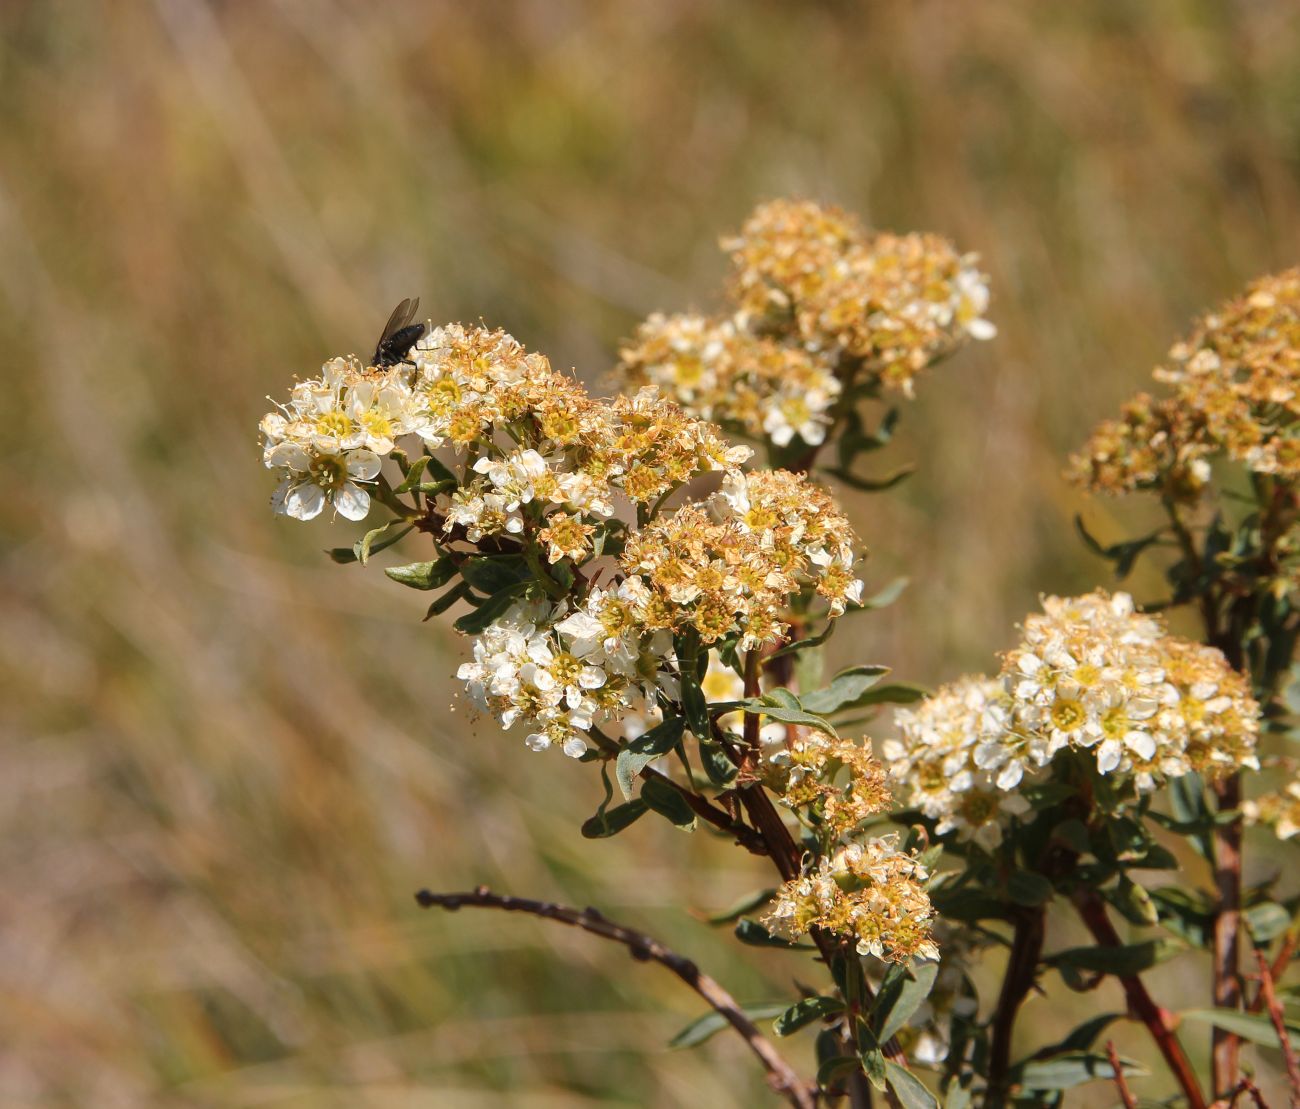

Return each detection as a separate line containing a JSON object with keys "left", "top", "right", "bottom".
{"left": 884, "top": 592, "right": 1260, "bottom": 850}
{"left": 885, "top": 678, "right": 1031, "bottom": 851}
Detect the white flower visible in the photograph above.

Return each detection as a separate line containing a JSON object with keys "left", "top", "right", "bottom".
{"left": 267, "top": 443, "right": 381, "bottom": 522}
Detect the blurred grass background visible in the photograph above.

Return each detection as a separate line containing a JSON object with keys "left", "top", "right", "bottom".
{"left": 3, "top": 1, "right": 1300, "bottom": 1105}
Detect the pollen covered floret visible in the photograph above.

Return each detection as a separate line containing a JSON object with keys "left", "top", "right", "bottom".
{"left": 723, "top": 199, "right": 995, "bottom": 397}
{"left": 616, "top": 312, "right": 842, "bottom": 447}
{"left": 767, "top": 836, "right": 938, "bottom": 963}
{"left": 884, "top": 677, "right": 1031, "bottom": 851}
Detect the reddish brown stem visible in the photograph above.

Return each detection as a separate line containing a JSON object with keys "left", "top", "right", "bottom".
{"left": 1254, "top": 950, "right": 1300, "bottom": 1102}
{"left": 415, "top": 886, "right": 818, "bottom": 1109}
{"left": 986, "top": 908, "right": 1047, "bottom": 1107}
{"left": 1107, "top": 1039, "right": 1138, "bottom": 1109}
{"left": 1213, "top": 773, "right": 1244, "bottom": 1095}
{"left": 1074, "top": 891, "right": 1208, "bottom": 1109}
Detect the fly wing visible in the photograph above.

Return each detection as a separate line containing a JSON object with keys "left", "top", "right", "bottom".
{"left": 374, "top": 297, "right": 420, "bottom": 359}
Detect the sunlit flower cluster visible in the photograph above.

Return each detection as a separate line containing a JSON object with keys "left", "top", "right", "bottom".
{"left": 262, "top": 321, "right": 868, "bottom": 760}
{"left": 768, "top": 836, "right": 938, "bottom": 963}
{"left": 617, "top": 313, "right": 842, "bottom": 448}
{"left": 620, "top": 469, "right": 863, "bottom": 651}
{"left": 767, "top": 734, "right": 893, "bottom": 839}
{"left": 883, "top": 592, "right": 1260, "bottom": 843}
{"left": 1072, "top": 268, "right": 1300, "bottom": 493}
{"left": 613, "top": 199, "right": 993, "bottom": 454}
{"left": 884, "top": 677, "right": 1031, "bottom": 851}
{"left": 724, "top": 199, "right": 995, "bottom": 397}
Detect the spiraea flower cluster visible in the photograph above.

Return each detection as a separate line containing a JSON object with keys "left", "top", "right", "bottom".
{"left": 1071, "top": 268, "right": 1300, "bottom": 493}
{"left": 766, "top": 734, "right": 894, "bottom": 840}
{"left": 615, "top": 198, "right": 993, "bottom": 453}
{"left": 884, "top": 677, "right": 1031, "bottom": 851}
{"left": 883, "top": 592, "right": 1260, "bottom": 850}
{"left": 261, "top": 319, "right": 866, "bottom": 761}
{"left": 767, "top": 836, "right": 938, "bottom": 963}
{"left": 725, "top": 199, "right": 995, "bottom": 395}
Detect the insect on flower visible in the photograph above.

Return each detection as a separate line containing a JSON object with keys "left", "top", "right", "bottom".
{"left": 372, "top": 297, "right": 427, "bottom": 368}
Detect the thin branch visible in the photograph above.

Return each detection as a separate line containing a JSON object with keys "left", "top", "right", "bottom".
{"left": 1255, "top": 949, "right": 1300, "bottom": 1101}
{"left": 986, "top": 908, "right": 1047, "bottom": 1107}
{"left": 1073, "top": 891, "right": 1208, "bottom": 1109}
{"left": 415, "top": 886, "right": 818, "bottom": 1109}
{"left": 1106, "top": 1040, "right": 1138, "bottom": 1109}
{"left": 1213, "top": 772, "right": 1245, "bottom": 1094}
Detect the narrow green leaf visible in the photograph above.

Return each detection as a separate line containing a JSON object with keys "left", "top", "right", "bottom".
{"left": 392, "top": 456, "right": 429, "bottom": 492}
{"left": 884, "top": 1062, "right": 938, "bottom": 1109}
{"left": 773, "top": 995, "right": 843, "bottom": 1036}
{"left": 460, "top": 555, "right": 530, "bottom": 595}
{"left": 817, "top": 1055, "right": 862, "bottom": 1087}
{"left": 1246, "top": 901, "right": 1292, "bottom": 943}
{"left": 769, "top": 619, "right": 837, "bottom": 659}
{"left": 641, "top": 775, "right": 696, "bottom": 830}
{"left": 829, "top": 464, "right": 915, "bottom": 493}
{"left": 452, "top": 584, "right": 526, "bottom": 635}
{"left": 704, "top": 887, "right": 778, "bottom": 925}
{"left": 1006, "top": 870, "right": 1054, "bottom": 907}
{"left": 879, "top": 961, "right": 940, "bottom": 1042}
{"left": 669, "top": 1003, "right": 789, "bottom": 1049}
{"left": 354, "top": 522, "right": 413, "bottom": 565}
{"left": 846, "top": 682, "right": 928, "bottom": 707}
{"left": 614, "top": 717, "right": 686, "bottom": 799}
{"left": 800, "top": 665, "right": 891, "bottom": 715}
{"left": 1013, "top": 1051, "right": 1145, "bottom": 1091}
{"left": 580, "top": 798, "right": 648, "bottom": 839}
{"left": 859, "top": 576, "right": 909, "bottom": 610}
{"left": 734, "top": 919, "right": 812, "bottom": 950}
{"left": 1180, "top": 1008, "right": 1300, "bottom": 1047}
{"left": 384, "top": 557, "right": 457, "bottom": 590}
{"left": 735, "top": 696, "right": 838, "bottom": 738}
{"left": 1047, "top": 939, "right": 1181, "bottom": 977}
{"left": 424, "top": 580, "right": 470, "bottom": 619}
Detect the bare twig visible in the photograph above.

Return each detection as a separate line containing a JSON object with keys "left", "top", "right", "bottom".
{"left": 415, "top": 886, "right": 818, "bottom": 1109}
{"left": 1106, "top": 1039, "right": 1138, "bottom": 1109}
{"left": 1213, "top": 772, "right": 1245, "bottom": 1093}
{"left": 1255, "top": 949, "right": 1300, "bottom": 1103}
{"left": 1073, "top": 891, "right": 1208, "bottom": 1109}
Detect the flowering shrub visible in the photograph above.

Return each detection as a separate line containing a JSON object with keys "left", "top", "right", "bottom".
{"left": 261, "top": 205, "right": 1300, "bottom": 1108}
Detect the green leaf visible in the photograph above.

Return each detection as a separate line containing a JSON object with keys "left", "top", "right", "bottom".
{"left": 669, "top": 1002, "right": 789, "bottom": 1049}
{"left": 349, "top": 521, "right": 413, "bottom": 565}
{"left": 943, "top": 1084, "right": 972, "bottom": 1109}
{"left": 735, "top": 696, "right": 838, "bottom": 738}
{"left": 424, "top": 580, "right": 470, "bottom": 619}
{"left": 829, "top": 464, "right": 915, "bottom": 493}
{"left": 842, "top": 682, "right": 928, "bottom": 708}
{"left": 773, "top": 995, "right": 843, "bottom": 1036}
{"left": 1108, "top": 877, "right": 1160, "bottom": 927}
{"left": 614, "top": 717, "right": 687, "bottom": 799}
{"left": 641, "top": 775, "right": 696, "bottom": 830}
{"left": 1180, "top": 1008, "right": 1300, "bottom": 1047}
{"left": 452, "top": 584, "right": 527, "bottom": 635}
{"left": 769, "top": 619, "right": 837, "bottom": 659}
{"left": 884, "top": 1062, "right": 938, "bottom": 1109}
{"left": 817, "top": 1055, "right": 863, "bottom": 1087}
{"left": 460, "top": 555, "right": 530, "bottom": 595}
{"left": 1150, "top": 886, "right": 1215, "bottom": 946}
{"left": 1048, "top": 939, "right": 1181, "bottom": 977}
{"left": 859, "top": 576, "right": 909, "bottom": 610}
{"left": 734, "top": 919, "right": 812, "bottom": 950}
{"left": 392, "top": 456, "right": 429, "bottom": 492}
{"left": 580, "top": 798, "right": 648, "bottom": 839}
{"left": 1013, "top": 1051, "right": 1144, "bottom": 1092}
{"left": 1006, "top": 870, "right": 1054, "bottom": 908}
{"left": 800, "top": 665, "right": 891, "bottom": 715}
{"left": 1035, "top": 1012, "right": 1122, "bottom": 1057}
{"left": 698, "top": 740, "right": 737, "bottom": 787}
{"left": 384, "top": 557, "right": 457, "bottom": 590}
{"left": 704, "top": 888, "right": 778, "bottom": 925}
{"left": 1246, "top": 901, "right": 1292, "bottom": 943}
{"left": 879, "top": 961, "right": 940, "bottom": 1042}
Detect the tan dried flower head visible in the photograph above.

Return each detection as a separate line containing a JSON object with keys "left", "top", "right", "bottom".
{"left": 771, "top": 735, "right": 893, "bottom": 837}
{"left": 767, "top": 837, "right": 938, "bottom": 963}
{"left": 1154, "top": 268, "right": 1300, "bottom": 477}
{"left": 1243, "top": 780, "right": 1300, "bottom": 841}
{"left": 724, "top": 199, "right": 995, "bottom": 397}
{"left": 1067, "top": 392, "right": 1212, "bottom": 499}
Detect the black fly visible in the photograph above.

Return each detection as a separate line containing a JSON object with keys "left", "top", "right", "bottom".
{"left": 372, "top": 297, "right": 426, "bottom": 367}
